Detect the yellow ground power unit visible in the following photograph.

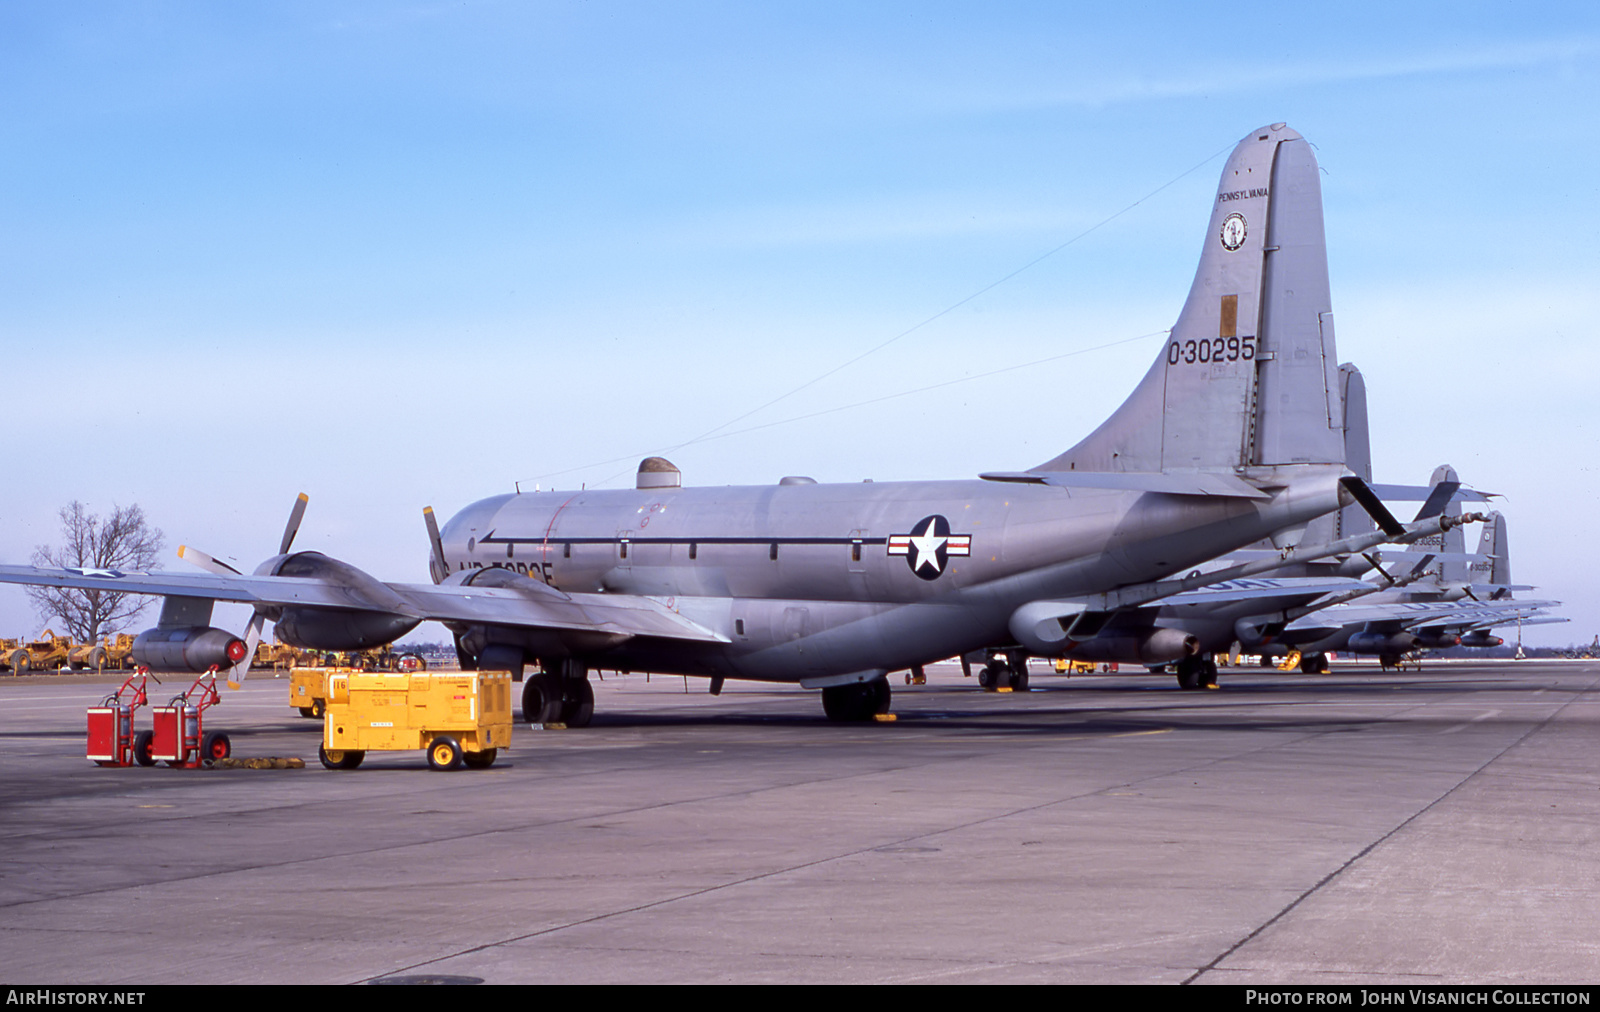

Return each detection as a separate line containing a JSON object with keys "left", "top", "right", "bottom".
{"left": 288, "top": 666, "right": 332, "bottom": 718}
{"left": 318, "top": 670, "right": 513, "bottom": 771}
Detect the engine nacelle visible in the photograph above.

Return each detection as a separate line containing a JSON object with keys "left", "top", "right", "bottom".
{"left": 254, "top": 550, "right": 421, "bottom": 650}
{"left": 274, "top": 609, "right": 420, "bottom": 650}
{"left": 1346, "top": 631, "right": 1420, "bottom": 655}
{"left": 132, "top": 626, "right": 248, "bottom": 672}
{"left": 1459, "top": 631, "right": 1504, "bottom": 648}
{"left": 1412, "top": 630, "right": 1462, "bottom": 650}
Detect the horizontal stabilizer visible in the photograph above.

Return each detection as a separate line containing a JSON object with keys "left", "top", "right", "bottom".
{"left": 980, "top": 470, "right": 1271, "bottom": 499}
{"left": 1367, "top": 483, "right": 1497, "bottom": 502}
{"left": 1379, "top": 551, "right": 1489, "bottom": 564}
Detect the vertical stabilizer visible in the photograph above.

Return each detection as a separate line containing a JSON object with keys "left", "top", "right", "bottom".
{"left": 1471, "top": 511, "right": 1510, "bottom": 588}
{"left": 1036, "top": 123, "right": 1345, "bottom": 474}
{"left": 1332, "top": 364, "right": 1373, "bottom": 540}
{"left": 1409, "top": 465, "right": 1466, "bottom": 585}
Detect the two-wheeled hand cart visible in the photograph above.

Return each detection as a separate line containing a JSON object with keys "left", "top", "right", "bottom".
{"left": 86, "top": 669, "right": 153, "bottom": 767}
{"left": 149, "top": 668, "right": 233, "bottom": 768}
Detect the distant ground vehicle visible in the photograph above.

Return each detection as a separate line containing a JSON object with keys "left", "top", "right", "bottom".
{"left": 251, "top": 639, "right": 306, "bottom": 671}
{"left": 3, "top": 631, "right": 73, "bottom": 673}
{"left": 69, "top": 633, "right": 137, "bottom": 671}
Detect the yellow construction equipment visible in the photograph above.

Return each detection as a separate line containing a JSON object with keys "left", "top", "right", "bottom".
{"left": 318, "top": 670, "right": 513, "bottom": 771}
{"left": 4, "top": 630, "right": 73, "bottom": 673}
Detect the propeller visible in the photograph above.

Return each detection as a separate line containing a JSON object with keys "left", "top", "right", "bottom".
{"left": 179, "top": 494, "right": 309, "bottom": 689}
{"left": 423, "top": 506, "right": 448, "bottom": 585}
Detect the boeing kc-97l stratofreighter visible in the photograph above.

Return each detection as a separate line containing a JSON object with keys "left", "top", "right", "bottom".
{"left": 0, "top": 124, "right": 1475, "bottom": 724}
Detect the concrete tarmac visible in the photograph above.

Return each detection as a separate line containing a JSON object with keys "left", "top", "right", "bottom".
{"left": 0, "top": 660, "right": 1596, "bottom": 985}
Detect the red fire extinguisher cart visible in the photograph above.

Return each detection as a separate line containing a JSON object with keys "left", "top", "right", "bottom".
{"left": 149, "top": 669, "right": 231, "bottom": 768}
{"left": 86, "top": 669, "right": 152, "bottom": 767}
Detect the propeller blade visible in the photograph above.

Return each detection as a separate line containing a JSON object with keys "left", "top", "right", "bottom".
{"left": 280, "top": 493, "right": 309, "bottom": 555}
{"left": 424, "top": 506, "right": 448, "bottom": 584}
{"left": 178, "top": 545, "right": 242, "bottom": 576}
{"left": 228, "top": 612, "right": 265, "bottom": 690}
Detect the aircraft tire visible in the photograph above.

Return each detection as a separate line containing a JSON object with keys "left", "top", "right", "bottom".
{"left": 1199, "top": 658, "right": 1219, "bottom": 689}
{"left": 521, "top": 672, "right": 564, "bottom": 724}
{"left": 1011, "top": 665, "right": 1030, "bottom": 692}
{"left": 979, "top": 660, "right": 1006, "bottom": 690}
{"left": 822, "top": 679, "right": 890, "bottom": 721}
{"left": 1175, "top": 657, "right": 1201, "bottom": 690}
{"left": 561, "top": 679, "right": 595, "bottom": 728}
{"left": 872, "top": 677, "right": 892, "bottom": 715}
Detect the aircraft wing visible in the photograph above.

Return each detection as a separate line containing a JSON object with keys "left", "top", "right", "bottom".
{"left": 1158, "top": 576, "right": 1369, "bottom": 607}
{"left": 1462, "top": 614, "right": 1568, "bottom": 630}
{"left": 1287, "top": 598, "right": 1561, "bottom": 631}
{"left": 0, "top": 564, "right": 728, "bottom": 644}
{"left": 386, "top": 582, "right": 729, "bottom": 641}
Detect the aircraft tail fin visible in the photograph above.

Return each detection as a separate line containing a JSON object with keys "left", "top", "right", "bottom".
{"left": 1035, "top": 123, "right": 1344, "bottom": 475}
{"left": 1405, "top": 465, "right": 1467, "bottom": 585}
{"left": 1471, "top": 511, "right": 1510, "bottom": 588}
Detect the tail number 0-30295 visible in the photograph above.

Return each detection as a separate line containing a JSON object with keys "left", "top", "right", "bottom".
{"left": 1168, "top": 335, "right": 1255, "bottom": 365}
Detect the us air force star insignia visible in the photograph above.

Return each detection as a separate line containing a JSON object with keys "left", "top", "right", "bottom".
{"left": 887, "top": 515, "right": 971, "bottom": 580}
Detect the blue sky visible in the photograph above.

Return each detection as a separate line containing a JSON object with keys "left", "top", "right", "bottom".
{"left": 2, "top": 2, "right": 1596, "bottom": 646}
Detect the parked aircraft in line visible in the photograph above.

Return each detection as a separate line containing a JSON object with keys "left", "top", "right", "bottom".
{"left": 0, "top": 124, "right": 1477, "bottom": 723}
{"left": 1273, "top": 500, "right": 1562, "bottom": 668}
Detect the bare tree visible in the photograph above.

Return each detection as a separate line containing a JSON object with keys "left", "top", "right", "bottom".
{"left": 27, "top": 502, "right": 166, "bottom": 642}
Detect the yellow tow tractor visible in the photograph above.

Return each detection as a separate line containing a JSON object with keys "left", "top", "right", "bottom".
{"left": 1053, "top": 659, "right": 1100, "bottom": 675}
{"left": 318, "top": 669, "right": 513, "bottom": 771}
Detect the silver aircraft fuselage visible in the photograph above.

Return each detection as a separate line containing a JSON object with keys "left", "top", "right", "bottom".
{"left": 438, "top": 467, "right": 1349, "bottom": 683}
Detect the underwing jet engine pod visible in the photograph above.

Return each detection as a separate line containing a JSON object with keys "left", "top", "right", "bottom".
{"left": 130, "top": 597, "right": 250, "bottom": 673}
{"left": 0, "top": 124, "right": 1377, "bottom": 724}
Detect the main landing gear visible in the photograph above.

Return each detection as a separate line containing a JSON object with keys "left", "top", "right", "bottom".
{"left": 521, "top": 659, "right": 595, "bottom": 727}
{"left": 1175, "top": 653, "right": 1219, "bottom": 690}
{"left": 1298, "top": 652, "right": 1330, "bottom": 674}
{"left": 821, "top": 679, "right": 892, "bottom": 722}
{"left": 977, "top": 652, "right": 1029, "bottom": 692}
